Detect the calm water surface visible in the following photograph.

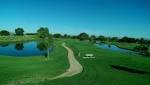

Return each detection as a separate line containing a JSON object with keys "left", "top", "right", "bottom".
{"left": 0, "top": 41, "right": 53, "bottom": 57}
{"left": 96, "top": 43, "right": 137, "bottom": 54}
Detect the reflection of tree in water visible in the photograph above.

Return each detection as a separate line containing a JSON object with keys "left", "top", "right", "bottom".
{"left": 37, "top": 39, "right": 53, "bottom": 59}
{"left": 37, "top": 42, "right": 48, "bottom": 51}
{"left": 15, "top": 43, "right": 24, "bottom": 50}
{"left": 0, "top": 43, "right": 9, "bottom": 47}
{"left": 108, "top": 44, "right": 111, "bottom": 48}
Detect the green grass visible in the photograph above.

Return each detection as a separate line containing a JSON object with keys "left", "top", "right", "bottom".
{"left": 1, "top": 39, "right": 150, "bottom": 85}
{"left": 0, "top": 40, "right": 69, "bottom": 85}
{"left": 35, "top": 39, "right": 150, "bottom": 85}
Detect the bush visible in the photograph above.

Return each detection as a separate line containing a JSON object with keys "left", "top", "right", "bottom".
{"left": 97, "top": 35, "right": 107, "bottom": 42}
{"left": 118, "top": 36, "right": 137, "bottom": 43}
{"left": 0, "top": 30, "right": 10, "bottom": 36}
{"left": 134, "top": 45, "right": 149, "bottom": 55}
{"left": 53, "top": 33, "right": 62, "bottom": 38}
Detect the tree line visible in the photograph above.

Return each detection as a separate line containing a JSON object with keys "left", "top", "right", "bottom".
{"left": 51, "top": 32, "right": 150, "bottom": 56}
{"left": 51, "top": 32, "right": 150, "bottom": 44}
{"left": 0, "top": 29, "right": 149, "bottom": 45}
{"left": 0, "top": 27, "right": 50, "bottom": 38}
{"left": 0, "top": 29, "right": 149, "bottom": 55}
{"left": 0, "top": 28, "right": 24, "bottom": 36}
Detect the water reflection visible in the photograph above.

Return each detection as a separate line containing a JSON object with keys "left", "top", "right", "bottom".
{"left": 37, "top": 40, "right": 53, "bottom": 59}
{"left": 0, "top": 43, "right": 9, "bottom": 47}
{"left": 96, "top": 43, "right": 136, "bottom": 54}
{"left": 15, "top": 43, "right": 24, "bottom": 50}
{"left": 108, "top": 44, "right": 111, "bottom": 48}
{"left": 37, "top": 42, "right": 48, "bottom": 51}
{"left": 0, "top": 41, "right": 53, "bottom": 57}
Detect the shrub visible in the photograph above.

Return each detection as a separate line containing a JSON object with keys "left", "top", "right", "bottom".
{"left": 0, "top": 30, "right": 10, "bottom": 36}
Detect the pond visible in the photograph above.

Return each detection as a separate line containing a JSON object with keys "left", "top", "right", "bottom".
{"left": 96, "top": 43, "right": 137, "bottom": 54}
{"left": 0, "top": 41, "right": 53, "bottom": 57}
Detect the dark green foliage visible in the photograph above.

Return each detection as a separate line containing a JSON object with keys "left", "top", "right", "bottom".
{"left": 37, "top": 27, "right": 49, "bottom": 38}
{"left": 89, "top": 35, "right": 96, "bottom": 42}
{"left": 118, "top": 36, "right": 137, "bottom": 43}
{"left": 148, "top": 40, "right": 150, "bottom": 44}
{"left": 0, "top": 43, "right": 9, "bottom": 47}
{"left": 0, "top": 30, "right": 10, "bottom": 36}
{"left": 78, "top": 32, "right": 89, "bottom": 41}
{"left": 63, "top": 34, "right": 71, "bottom": 38}
{"left": 15, "top": 28, "right": 24, "bottom": 36}
{"left": 37, "top": 41, "right": 48, "bottom": 51}
{"left": 97, "top": 35, "right": 107, "bottom": 41}
{"left": 134, "top": 45, "right": 149, "bottom": 55}
{"left": 63, "top": 34, "right": 68, "bottom": 38}
{"left": 15, "top": 43, "right": 24, "bottom": 50}
{"left": 26, "top": 33, "right": 37, "bottom": 35}
{"left": 53, "top": 33, "right": 62, "bottom": 38}
{"left": 71, "top": 35, "right": 78, "bottom": 39}
{"left": 110, "top": 37, "right": 119, "bottom": 42}
{"left": 138, "top": 38, "right": 146, "bottom": 44}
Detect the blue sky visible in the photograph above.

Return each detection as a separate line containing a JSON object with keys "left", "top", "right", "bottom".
{"left": 0, "top": 0, "right": 150, "bottom": 38}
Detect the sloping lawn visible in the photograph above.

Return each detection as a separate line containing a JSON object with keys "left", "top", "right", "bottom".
{"left": 35, "top": 39, "right": 150, "bottom": 85}
{"left": 0, "top": 40, "right": 69, "bottom": 85}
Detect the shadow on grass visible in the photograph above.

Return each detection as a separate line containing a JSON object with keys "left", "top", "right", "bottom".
{"left": 110, "top": 65, "right": 149, "bottom": 74}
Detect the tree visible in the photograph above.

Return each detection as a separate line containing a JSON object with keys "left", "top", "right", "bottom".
{"left": 97, "top": 35, "right": 107, "bottom": 42}
{"left": 64, "top": 34, "right": 68, "bottom": 38}
{"left": 89, "top": 35, "right": 96, "bottom": 42}
{"left": 53, "top": 33, "right": 62, "bottom": 38}
{"left": 37, "top": 27, "right": 49, "bottom": 38}
{"left": 118, "top": 36, "right": 136, "bottom": 43}
{"left": 15, "top": 28, "right": 24, "bottom": 36}
{"left": 78, "top": 32, "right": 89, "bottom": 41}
{"left": 134, "top": 45, "right": 149, "bottom": 55}
{"left": 0, "top": 30, "right": 10, "bottom": 36}
{"left": 110, "top": 37, "right": 118, "bottom": 42}
{"left": 148, "top": 40, "right": 150, "bottom": 47}
{"left": 148, "top": 40, "right": 150, "bottom": 44}
{"left": 138, "top": 38, "right": 146, "bottom": 44}
{"left": 71, "top": 35, "right": 78, "bottom": 39}
{"left": 37, "top": 37, "right": 53, "bottom": 59}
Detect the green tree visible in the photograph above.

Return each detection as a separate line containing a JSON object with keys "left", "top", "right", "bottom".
{"left": 0, "top": 30, "right": 10, "bottom": 36}
{"left": 110, "top": 37, "right": 118, "bottom": 42}
{"left": 37, "top": 37, "right": 53, "bottom": 59}
{"left": 89, "top": 35, "right": 96, "bottom": 42}
{"left": 63, "top": 34, "right": 68, "bottom": 38}
{"left": 15, "top": 28, "right": 24, "bottom": 36}
{"left": 134, "top": 45, "right": 149, "bottom": 55}
{"left": 78, "top": 32, "right": 89, "bottom": 41}
{"left": 37, "top": 27, "right": 49, "bottom": 38}
{"left": 53, "top": 33, "right": 62, "bottom": 38}
{"left": 97, "top": 35, "right": 107, "bottom": 42}
{"left": 139, "top": 38, "right": 145, "bottom": 44}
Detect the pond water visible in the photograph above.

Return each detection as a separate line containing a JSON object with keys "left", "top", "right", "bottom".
{"left": 96, "top": 43, "right": 137, "bottom": 54}
{"left": 0, "top": 41, "right": 53, "bottom": 57}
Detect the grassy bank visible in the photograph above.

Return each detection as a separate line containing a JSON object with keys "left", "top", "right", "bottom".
{"left": 0, "top": 40, "right": 69, "bottom": 85}
{"left": 0, "top": 39, "right": 150, "bottom": 85}
{"left": 0, "top": 35, "right": 38, "bottom": 43}
{"left": 35, "top": 39, "right": 150, "bottom": 85}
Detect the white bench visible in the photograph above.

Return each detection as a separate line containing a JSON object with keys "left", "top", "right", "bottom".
{"left": 85, "top": 54, "right": 94, "bottom": 57}
{"left": 83, "top": 54, "right": 95, "bottom": 59}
